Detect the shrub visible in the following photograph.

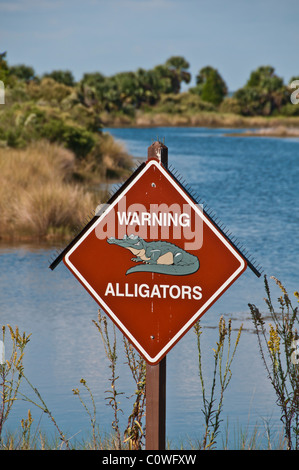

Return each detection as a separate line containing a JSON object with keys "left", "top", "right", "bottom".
{"left": 39, "top": 119, "right": 95, "bottom": 159}
{"left": 27, "top": 77, "right": 73, "bottom": 103}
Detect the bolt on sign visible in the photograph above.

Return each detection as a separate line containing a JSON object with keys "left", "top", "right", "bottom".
{"left": 50, "top": 142, "right": 261, "bottom": 364}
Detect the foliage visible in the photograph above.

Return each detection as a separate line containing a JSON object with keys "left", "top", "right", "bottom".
{"left": 0, "top": 52, "right": 11, "bottom": 84}
{"left": 162, "top": 56, "right": 191, "bottom": 93}
{"left": 249, "top": 276, "right": 299, "bottom": 450}
{"left": 43, "top": 69, "right": 75, "bottom": 87}
{"left": 152, "top": 92, "right": 216, "bottom": 114}
{"left": 92, "top": 311, "right": 146, "bottom": 450}
{"left": 93, "top": 312, "right": 123, "bottom": 449}
{"left": 40, "top": 117, "right": 95, "bottom": 159}
{"left": 190, "top": 66, "right": 228, "bottom": 106}
{"left": 80, "top": 56, "right": 191, "bottom": 115}
{"left": 26, "top": 77, "right": 73, "bottom": 103}
{"left": 0, "top": 325, "right": 70, "bottom": 450}
{"left": 0, "top": 325, "right": 31, "bottom": 442}
{"left": 123, "top": 337, "right": 146, "bottom": 450}
{"left": 0, "top": 53, "right": 132, "bottom": 185}
{"left": 0, "top": 86, "right": 99, "bottom": 156}
{"left": 194, "top": 316, "right": 243, "bottom": 449}
{"left": 9, "top": 64, "right": 36, "bottom": 82}
{"left": 218, "top": 97, "right": 241, "bottom": 114}
{"left": 72, "top": 379, "right": 98, "bottom": 449}
{"left": 234, "top": 66, "right": 289, "bottom": 116}
{"left": 2, "top": 51, "right": 299, "bottom": 125}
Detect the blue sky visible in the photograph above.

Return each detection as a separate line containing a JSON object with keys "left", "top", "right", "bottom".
{"left": 1, "top": 0, "right": 298, "bottom": 91}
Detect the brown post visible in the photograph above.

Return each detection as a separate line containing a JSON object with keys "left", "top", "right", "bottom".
{"left": 147, "top": 140, "right": 168, "bottom": 167}
{"left": 145, "top": 141, "right": 168, "bottom": 450}
{"left": 146, "top": 357, "right": 166, "bottom": 450}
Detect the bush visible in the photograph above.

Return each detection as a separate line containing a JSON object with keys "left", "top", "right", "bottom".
{"left": 43, "top": 69, "right": 75, "bottom": 87}
{"left": 218, "top": 97, "right": 242, "bottom": 114}
{"left": 35, "top": 118, "right": 96, "bottom": 159}
{"left": 279, "top": 103, "right": 299, "bottom": 117}
{"left": 153, "top": 92, "right": 216, "bottom": 114}
{"left": 27, "top": 77, "right": 73, "bottom": 103}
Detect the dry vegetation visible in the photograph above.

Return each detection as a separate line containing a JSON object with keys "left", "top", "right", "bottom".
{"left": 0, "top": 138, "right": 131, "bottom": 241}
{"left": 101, "top": 109, "right": 299, "bottom": 131}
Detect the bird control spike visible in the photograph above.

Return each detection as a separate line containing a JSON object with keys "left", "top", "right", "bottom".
{"left": 166, "top": 163, "right": 262, "bottom": 278}
{"left": 49, "top": 160, "right": 147, "bottom": 270}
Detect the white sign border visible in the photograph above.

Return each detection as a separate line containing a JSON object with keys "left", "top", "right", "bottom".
{"left": 64, "top": 159, "right": 246, "bottom": 364}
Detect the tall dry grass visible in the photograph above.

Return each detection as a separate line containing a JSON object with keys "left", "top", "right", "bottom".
{"left": 0, "top": 141, "right": 95, "bottom": 240}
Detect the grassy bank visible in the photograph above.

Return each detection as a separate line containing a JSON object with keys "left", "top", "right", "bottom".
{"left": 0, "top": 137, "right": 132, "bottom": 242}
{"left": 100, "top": 109, "right": 299, "bottom": 133}
{"left": 228, "top": 126, "right": 299, "bottom": 137}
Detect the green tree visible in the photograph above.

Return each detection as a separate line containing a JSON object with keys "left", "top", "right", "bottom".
{"left": 152, "top": 64, "right": 174, "bottom": 94}
{"left": 80, "top": 72, "right": 112, "bottom": 111}
{"left": 80, "top": 72, "right": 106, "bottom": 99}
{"left": 43, "top": 69, "right": 75, "bottom": 87}
{"left": 191, "top": 66, "right": 227, "bottom": 106}
{"left": 81, "top": 68, "right": 162, "bottom": 114}
{"left": 153, "top": 56, "right": 191, "bottom": 95}
{"left": 81, "top": 71, "right": 106, "bottom": 88}
{"left": 0, "top": 52, "right": 10, "bottom": 83}
{"left": 9, "top": 64, "right": 36, "bottom": 82}
{"left": 134, "top": 68, "right": 161, "bottom": 106}
{"left": 164, "top": 56, "right": 191, "bottom": 93}
{"left": 234, "top": 66, "right": 288, "bottom": 115}
{"left": 80, "top": 57, "right": 190, "bottom": 113}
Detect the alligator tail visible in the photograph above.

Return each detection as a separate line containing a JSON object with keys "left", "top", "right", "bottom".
{"left": 126, "top": 259, "right": 199, "bottom": 276}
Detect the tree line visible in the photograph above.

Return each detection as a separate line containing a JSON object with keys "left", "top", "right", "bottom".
{"left": 1, "top": 52, "right": 299, "bottom": 119}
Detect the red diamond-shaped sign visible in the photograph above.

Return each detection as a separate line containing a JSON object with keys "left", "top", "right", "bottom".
{"left": 63, "top": 157, "right": 247, "bottom": 364}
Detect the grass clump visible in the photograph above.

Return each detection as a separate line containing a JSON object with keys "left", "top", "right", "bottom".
{"left": 0, "top": 141, "right": 97, "bottom": 241}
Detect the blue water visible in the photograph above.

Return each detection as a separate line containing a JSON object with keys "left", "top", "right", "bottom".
{"left": 0, "top": 127, "right": 298, "bottom": 449}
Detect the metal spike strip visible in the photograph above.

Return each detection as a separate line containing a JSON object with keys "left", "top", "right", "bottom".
{"left": 49, "top": 158, "right": 263, "bottom": 277}
{"left": 48, "top": 161, "right": 147, "bottom": 270}
{"left": 165, "top": 165, "right": 263, "bottom": 278}
{"left": 168, "top": 162, "right": 262, "bottom": 276}
{"left": 49, "top": 159, "right": 158, "bottom": 267}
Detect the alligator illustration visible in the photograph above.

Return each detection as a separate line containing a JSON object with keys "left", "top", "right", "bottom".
{"left": 107, "top": 234, "right": 199, "bottom": 276}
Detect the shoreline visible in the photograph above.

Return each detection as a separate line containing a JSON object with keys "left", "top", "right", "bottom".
{"left": 1, "top": 117, "right": 298, "bottom": 246}
{"left": 227, "top": 126, "right": 299, "bottom": 138}
{"left": 100, "top": 111, "right": 299, "bottom": 134}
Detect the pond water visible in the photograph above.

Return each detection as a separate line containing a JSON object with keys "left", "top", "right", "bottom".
{"left": 0, "top": 127, "right": 298, "bottom": 449}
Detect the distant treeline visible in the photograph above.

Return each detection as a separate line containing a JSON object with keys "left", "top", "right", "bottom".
{"left": 1, "top": 52, "right": 298, "bottom": 118}
{"left": 1, "top": 52, "right": 299, "bottom": 157}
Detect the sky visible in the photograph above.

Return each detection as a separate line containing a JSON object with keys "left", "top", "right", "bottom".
{"left": 0, "top": 0, "right": 298, "bottom": 91}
